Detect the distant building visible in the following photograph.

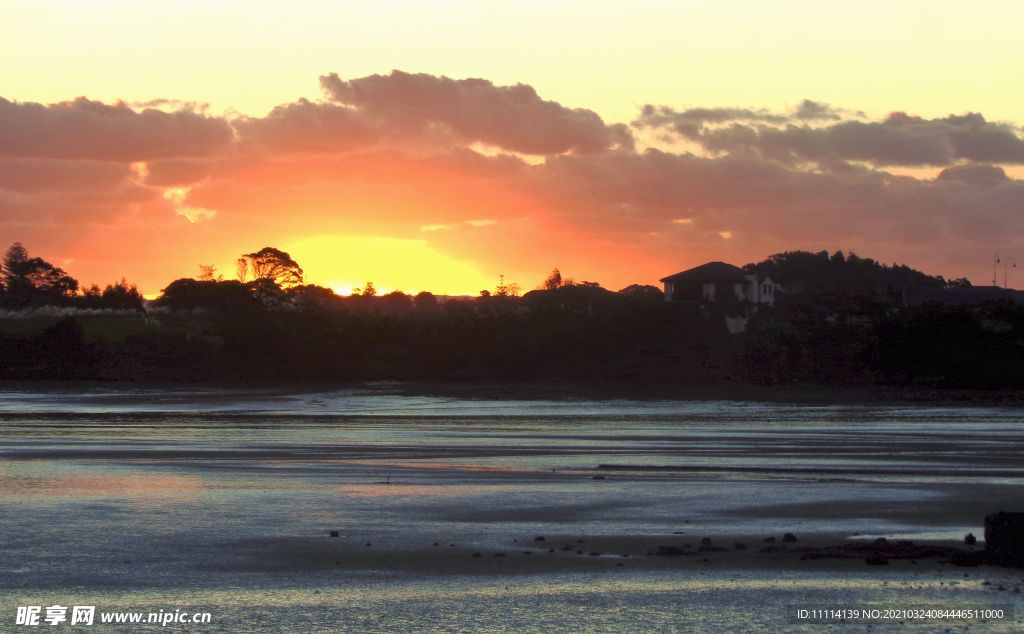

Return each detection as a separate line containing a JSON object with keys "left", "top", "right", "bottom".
{"left": 659, "top": 262, "right": 778, "bottom": 333}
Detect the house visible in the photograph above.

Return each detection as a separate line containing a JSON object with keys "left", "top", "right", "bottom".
{"left": 659, "top": 261, "right": 778, "bottom": 333}
{"left": 660, "top": 261, "right": 777, "bottom": 306}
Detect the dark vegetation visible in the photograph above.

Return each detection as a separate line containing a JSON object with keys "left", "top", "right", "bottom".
{"left": 2, "top": 243, "right": 1023, "bottom": 390}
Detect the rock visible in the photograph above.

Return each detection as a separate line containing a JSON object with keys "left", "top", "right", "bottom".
{"left": 763, "top": 537, "right": 776, "bottom": 543}
{"left": 783, "top": 533, "right": 798, "bottom": 543}
{"left": 965, "top": 533, "right": 977, "bottom": 546}
{"left": 985, "top": 512, "right": 1024, "bottom": 566}
{"left": 494, "top": 553, "right": 506, "bottom": 558}
{"left": 365, "top": 542, "right": 371, "bottom": 547}
{"left": 592, "top": 476, "right": 606, "bottom": 480}
{"left": 588, "top": 552, "right": 601, "bottom": 557}
{"left": 865, "top": 556, "right": 889, "bottom": 566}
{"left": 873, "top": 537, "right": 888, "bottom": 546}
{"left": 562, "top": 545, "right": 574, "bottom": 551}
{"left": 472, "top": 552, "right": 482, "bottom": 558}
{"left": 734, "top": 542, "right": 746, "bottom": 550}
{"left": 433, "top": 542, "right": 439, "bottom": 547}
{"left": 700, "top": 537, "right": 713, "bottom": 546}
{"left": 534, "top": 536, "right": 546, "bottom": 542}
{"left": 329, "top": 530, "right": 339, "bottom": 538}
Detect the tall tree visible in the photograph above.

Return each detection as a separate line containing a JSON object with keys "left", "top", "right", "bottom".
{"left": 236, "top": 247, "right": 304, "bottom": 287}
{"left": 0, "top": 242, "right": 79, "bottom": 308}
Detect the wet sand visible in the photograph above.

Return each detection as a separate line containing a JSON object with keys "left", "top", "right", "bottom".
{"left": 2, "top": 388, "right": 1023, "bottom": 631}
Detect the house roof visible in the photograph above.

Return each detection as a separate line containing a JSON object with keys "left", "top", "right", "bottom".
{"left": 660, "top": 261, "right": 748, "bottom": 284}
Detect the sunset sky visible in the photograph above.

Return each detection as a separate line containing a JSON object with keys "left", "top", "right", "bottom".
{"left": 2, "top": 0, "right": 1024, "bottom": 295}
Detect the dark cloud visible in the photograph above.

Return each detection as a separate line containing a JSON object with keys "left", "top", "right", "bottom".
{"left": 516, "top": 147, "right": 1024, "bottom": 259}
{"left": 793, "top": 99, "right": 844, "bottom": 121}
{"left": 636, "top": 100, "right": 844, "bottom": 139}
{"left": 233, "top": 99, "right": 378, "bottom": 153}
{"left": 937, "top": 163, "right": 1009, "bottom": 188}
{"left": 0, "top": 97, "right": 233, "bottom": 161}
{"left": 320, "top": 71, "right": 633, "bottom": 155}
{"left": 0, "top": 158, "right": 133, "bottom": 193}
{"left": 638, "top": 104, "right": 1024, "bottom": 166}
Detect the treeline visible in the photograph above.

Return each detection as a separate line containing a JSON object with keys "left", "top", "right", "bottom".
{"left": 0, "top": 243, "right": 144, "bottom": 310}
{"left": 740, "top": 290, "right": 1024, "bottom": 389}
{"left": 3, "top": 242, "right": 1024, "bottom": 391}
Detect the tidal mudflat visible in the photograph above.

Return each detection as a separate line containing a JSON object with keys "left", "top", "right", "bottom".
{"left": 1, "top": 388, "right": 1022, "bottom": 631}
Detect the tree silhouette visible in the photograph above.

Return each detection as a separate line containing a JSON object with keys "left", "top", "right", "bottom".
{"left": 414, "top": 291, "right": 439, "bottom": 310}
{"left": 81, "top": 279, "right": 144, "bottom": 310}
{"left": 198, "top": 264, "right": 222, "bottom": 282}
{"left": 354, "top": 281, "right": 377, "bottom": 297}
{"left": 236, "top": 247, "right": 303, "bottom": 287}
{"left": 0, "top": 242, "right": 79, "bottom": 308}
{"left": 494, "top": 275, "right": 520, "bottom": 297}
{"left": 542, "top": 268, "right": 563, "bottom": 291}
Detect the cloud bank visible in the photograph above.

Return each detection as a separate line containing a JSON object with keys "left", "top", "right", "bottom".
{"left": 1, "top": 72, "right": 1022, "bottom": 291}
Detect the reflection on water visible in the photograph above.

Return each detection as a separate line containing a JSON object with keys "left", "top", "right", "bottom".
{"left": 1, "top": 389, "right": 1023, "bottom": 631}
{"left": 3, "top": 573, "right": 1021, "bottom": 632}
{"left": 0, "top": 462, "right": 206, "bottom": 504}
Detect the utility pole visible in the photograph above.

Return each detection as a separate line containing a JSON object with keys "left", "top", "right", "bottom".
{"left": 993, "top": 253, "right": 1001, "bottom": 287}
{"left": 1005, "top": 257, "right": 1017, "bottom": 289}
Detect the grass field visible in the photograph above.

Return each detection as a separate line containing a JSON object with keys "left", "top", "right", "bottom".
{"left": 0, "top": 313, "right": 149, "bottom": 343}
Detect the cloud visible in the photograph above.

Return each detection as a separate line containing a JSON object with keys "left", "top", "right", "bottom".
{"left": 636, "top": 99, "right": 845, "bottom": 139}
{"left": 234, "top": 98, "right": 378, "bottom": 153}
{"left": 0, "top": 97, "right": 233, "bottom": 161}
{"left": 3, "top": 73, "right": 1024, "bottom": 292}
{"left": 0, "top": 158, "right": 133, "bottom": 193}
{"left": 637, "top": 104, "right": 1024, "bottom": 166}
{"left": 937, "top": 163, "right": 1009, "bottom": 188}
{"left": 320, "top": 70, "right": 634, "bottom": 155}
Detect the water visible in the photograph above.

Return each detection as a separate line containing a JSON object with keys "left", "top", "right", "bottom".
{"left": 1, "top": 388, "right": 1022, "bottom": 631}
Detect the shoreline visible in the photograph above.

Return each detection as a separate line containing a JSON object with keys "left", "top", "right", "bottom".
{"left": 3, "top": 378, "right": 1024, "bottom": 407}
{"left": 193, "top": 530, "right": 1021, "bottom": 578}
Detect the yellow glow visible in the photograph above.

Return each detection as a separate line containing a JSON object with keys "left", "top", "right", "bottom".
{"left": 285, "top": 235, "right": 493, "bottom": 296}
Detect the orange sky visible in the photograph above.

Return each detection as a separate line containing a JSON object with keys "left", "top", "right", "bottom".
{"left": 2, "top": 2, "right": 1024, "bottom": 295}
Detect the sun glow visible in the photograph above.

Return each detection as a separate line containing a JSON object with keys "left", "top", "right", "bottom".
{"left": 285, "top": 235, "right": 493, "bottom": 297}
